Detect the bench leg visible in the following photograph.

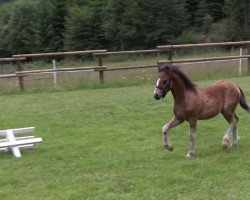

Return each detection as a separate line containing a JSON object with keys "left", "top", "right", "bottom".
{"left": 11, "top": 146, "right": 21, "bottom": 157}
{"left": 6, "top": 130, "right": 22, "bottom": 157}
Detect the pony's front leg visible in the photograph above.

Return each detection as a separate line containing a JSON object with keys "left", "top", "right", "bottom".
{"left": 162, "top": 117, "right": 183, "bottom": 151}
{"left": 186, "top": 120, "right": 197, "bottom": 158}
{"left": 222, "top": 116, "right": 238, "bottom": 149}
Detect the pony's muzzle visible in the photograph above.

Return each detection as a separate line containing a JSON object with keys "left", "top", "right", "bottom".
{"left": 153, "top": 93, "right": 161, "bottom": 100}
{"left": 153, "top": 88, "right": 167, "bottom": 100}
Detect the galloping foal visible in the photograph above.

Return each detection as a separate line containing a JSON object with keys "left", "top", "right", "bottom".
{"left": 153, "top": 63, "right": 250, "bottom": 157}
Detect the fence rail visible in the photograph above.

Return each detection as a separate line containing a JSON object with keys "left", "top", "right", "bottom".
{"left": 0, "top": 74, "right": 26, "bottom": 78}
{"left": 93, "top": 49, "right": 157, "bottom": 56}
{"left": 0, "top": 41, "right": 250, "bottom": 90}
{"left": 0, "top": 57, "right": 25, "bottom": 62}
{"left": 13, "top": 50, "right": 107, "bottom": 58}
{"left": 95, "top": 64, "right": 157, "bottom": 72}
{"left": 157, "top": 40, "right": 250, "bottom": 50}
{"left": 157, "top": 40, "right": 250, "bottom": 76}
{"left": 158, "top": 55, "right": 250, "bottom": 64}
{"left": 15, "top": 66, "right": 107, "bottom": 75}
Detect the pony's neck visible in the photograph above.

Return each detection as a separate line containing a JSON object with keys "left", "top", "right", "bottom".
{"left": 171, "top": 73, "right": 188, "bottom": 103}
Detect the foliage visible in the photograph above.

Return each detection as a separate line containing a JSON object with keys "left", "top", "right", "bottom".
{"left": 173, "top": 29, "right": 204, "bottom": 44}
{"left": 4, "top": 0, "right": 40, "bottom": 54}
{"left": 42, "top": 0, "right": 68, "bottom": 52}
{"left": 224, "top": 0, "right": 250, "bottom": 41}
{"left": 103, "top": 0, "right": 139, "bottom": 50}
{"left": 148, "top": 0, "right": 187, "bottom": 46}
{"left": 36, "top": 0, "right": 57, "bottom": 52}
{"left": 0, "top": 2, "right": 12, "bottom": 56}
{"left": 0, "top": 0, "right": 250, "bottom": 55}
{"left": 64, "top": 1, "right": 107, "bottom": 50}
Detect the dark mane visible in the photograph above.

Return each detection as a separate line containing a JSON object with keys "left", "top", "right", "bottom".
{"left": 159, "top": 63, "right": 196, "bottom": 92}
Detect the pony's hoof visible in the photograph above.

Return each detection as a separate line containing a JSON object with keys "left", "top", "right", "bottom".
{"left": 186, "top": 152, "right": 194, "bottom": 158}
{"left": 222, "top": 141, "right": 229, "bottom": 150}
{"left": 164, "top": 144, "right": 173, "bottom": 151}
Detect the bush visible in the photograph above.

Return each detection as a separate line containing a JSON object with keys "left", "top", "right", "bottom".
{"left": 172, "top": 29, "right": 204, "bottom": 44}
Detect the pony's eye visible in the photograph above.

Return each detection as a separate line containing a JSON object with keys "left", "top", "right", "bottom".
{"left": 162, "top": 80, "right": 168, "bottom": 84}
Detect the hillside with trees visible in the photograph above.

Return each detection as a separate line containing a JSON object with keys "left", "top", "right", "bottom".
{"left": 0, "top": 0, "right": 249, "bottom": 56}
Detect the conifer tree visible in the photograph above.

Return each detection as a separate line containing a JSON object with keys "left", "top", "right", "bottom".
{"left": 64, "top": 0, "right": 107, "bottom": 50}
{"left": 42, "top": 0, "right": 68, "bottom": 52}
{"left": 6, "top": 1, "right": 40, "bottom": 54}
{"left": 224, "top": 0, "right": 250, "bottom": 40}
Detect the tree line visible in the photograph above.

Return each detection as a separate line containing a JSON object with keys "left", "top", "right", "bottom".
{"left": 0, "top": 0, "right": 249, "bottom": 57}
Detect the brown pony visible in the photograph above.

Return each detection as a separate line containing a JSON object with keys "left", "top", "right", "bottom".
{"left": 153, "top": 63, "right": 250, "bottom": 157}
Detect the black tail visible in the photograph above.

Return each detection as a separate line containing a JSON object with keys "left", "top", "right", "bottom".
{"left": 239, "top": 87, "right": 250, "bottom": 113}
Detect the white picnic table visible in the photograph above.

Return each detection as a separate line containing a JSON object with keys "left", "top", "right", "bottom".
{"left": 0, "top": 127, "right": 43, "bottom": 157}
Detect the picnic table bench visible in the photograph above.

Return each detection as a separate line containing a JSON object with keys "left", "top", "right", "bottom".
{"left": 0, "top": 127, "right": 43, "bottom": 157}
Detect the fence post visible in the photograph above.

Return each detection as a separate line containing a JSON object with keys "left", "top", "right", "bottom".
{"left": 16, "top": 60, "right": 25, "bottom": 90}
{"left": 98, "top": 55, "right": 104, "bottom": 84}
{"left": 248, "top": 44, "right": 250, "bottom": 75}
{"left": 239, "top": 48, "right": 242, "bottom": 76}
{"left": 52, "top": 59, "right": 57, "bottom": 88}
{"left": 168, "top": 49, "right": 173, "bottom": 62}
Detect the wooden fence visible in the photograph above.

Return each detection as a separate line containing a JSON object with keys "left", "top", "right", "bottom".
{"left": 157, "top": 41, "right": 250, "bottom": 74}
{"left": 0, "top": 40, "right": 250, "bottom": 90}
{"left": 11, "top": 50, "right": 108, "bottom": 90}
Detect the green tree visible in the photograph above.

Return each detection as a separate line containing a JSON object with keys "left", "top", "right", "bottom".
{"left": 206, "top": 0, "right": 225, "bottom": 22}
{"left": 185, "top": 0, "right": 225, "bottom": 41}
{"left": 40, "top": 0, "right": 68, "bottom": 52}
{"left": 103, "top": 0, "right": 131, "bottom": 50}
{"left": 224, "top": 0, "right": 250, "bottom": 40}
{"left": 104, "top": 0, "right": 187, "bottom": 50}
{"left": 87, "top": 0, "right": 108, "bottom": 49}
{"left": 69, "top": 0, "right": 89, "bottom": 7}
{"left": 64, "top": 6, "right": 96, "bottom": 50}
{"left": 195, "top": 0, "right": 209, "bottom": 28}
{"left": 64, "top": 0, "right": 107, "bottom": 50}
{"left": 0, "top": 2, "right": 12, "bottom": 56}
{"left": 2, "top": 0, "right": 248, "bottom": 55}
{"left": 104, "top": 0, "right": 153, "bottom": 50}
{"left": 0, "top": 0, "right": 12, "bottom": 4}
{"left": 36, "top": 0, "right": 54, "bottom": 52}
{"left": 148, "top": 0, "right": 187, "bottom": 45}
{"left": 5, "top": 0, "right": 40, "bottom": 54}
{"left": 185, "top": 0, "right": 199, "bottom": 27}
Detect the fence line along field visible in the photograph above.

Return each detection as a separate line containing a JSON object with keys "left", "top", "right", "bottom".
{"left": 0, "top": 51, "right": 249, "bottom": 91}
{"left": 0, "top": 75, "right": 249, "bottom": 199}
{"left": 0, "top": 40, "right": 250, "bottom": 91}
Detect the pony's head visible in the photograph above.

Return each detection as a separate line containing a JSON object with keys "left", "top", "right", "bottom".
{"left": 153, "top": 63, "right": 173, "bottom": 100}
{"left": 153, "top": 63, "right": 196, "bottom": 100}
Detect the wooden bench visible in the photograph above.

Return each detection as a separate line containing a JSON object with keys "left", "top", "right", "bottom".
{"left": 0, "top": 127, "right": 43, "bottom": 157}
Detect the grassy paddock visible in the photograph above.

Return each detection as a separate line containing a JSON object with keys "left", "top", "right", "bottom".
{"left": 0, "top": 76, "right": 249, "bottom": 199}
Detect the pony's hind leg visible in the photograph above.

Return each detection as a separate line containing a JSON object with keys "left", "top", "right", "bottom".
{"left": 231, "top": 114, "right": 239, "bottom": 147}
{"left": 162, "top": 117, "right": 183, "bottom": 151}
{"left": 221, "top": 112, "right": 238, "bottom": 149}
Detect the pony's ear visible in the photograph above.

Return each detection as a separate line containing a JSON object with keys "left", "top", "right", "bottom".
{"left": 158, "top": 62, "right": 168, "bottom": 72}
{"left": 157, "top": 62, "right": 161, "bottom": 72}
{"left": 157, "top": 65, "right": 160, "bottom": 72}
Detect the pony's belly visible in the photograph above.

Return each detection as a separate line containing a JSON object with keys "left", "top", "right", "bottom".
{"left": 198, "top": 112, "right": 220, "bottom": 120}
{"left": 198, "top": 105, "right": 221, "bottom": 119}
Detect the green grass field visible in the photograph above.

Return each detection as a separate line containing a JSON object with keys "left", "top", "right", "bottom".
{"left": 0, "top": 76, "right": 250, "bottom": 200}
